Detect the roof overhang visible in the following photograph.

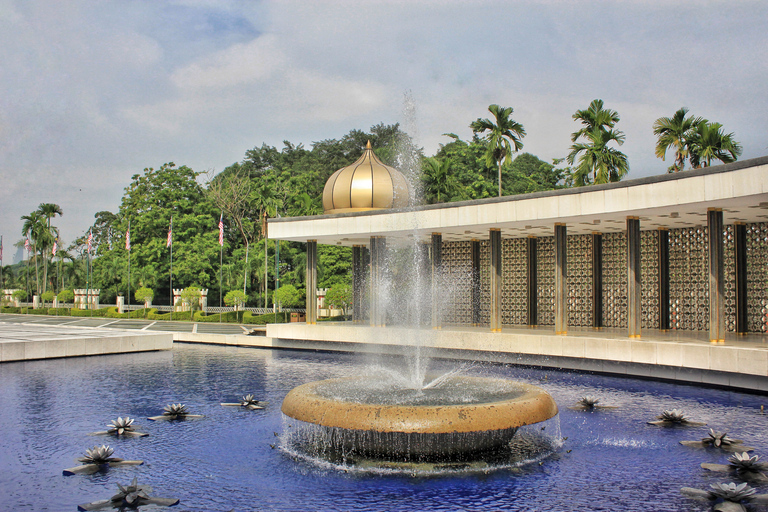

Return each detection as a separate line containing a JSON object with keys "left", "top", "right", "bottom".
{"left": 268, "top": 156, "right": 768, "bottom": 246}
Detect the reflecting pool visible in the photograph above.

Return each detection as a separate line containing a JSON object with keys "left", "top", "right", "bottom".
{"left": 1, "top": 344, "right": 768, "bottom": 511}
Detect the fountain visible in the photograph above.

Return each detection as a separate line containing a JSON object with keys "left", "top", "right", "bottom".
{"left": 282, "top": 102, "right": 560, "bottom": 467}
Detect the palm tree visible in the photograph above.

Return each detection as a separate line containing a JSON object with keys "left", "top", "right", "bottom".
{"left": 653, "top": 108, "right": 704, "bottom": 173}
{"left": 37, "top": 203, "right": 63, "bottom": 293}
{"left": 289, "top": 192, "right": 322, "bottom": 217}
{"left": 21, "top": 211, "right": 46, "bottom": 295}
{"left": 421, "top": 157, "right": 456, "bottom": 204}
{"left": 568, "top": 127, "right": 629, "bottom": 186}
{"left": 571, "top": 99, "right": 620, "bottom": 142}
{"left": 567, "top": 99, "right": 629, "bottom": 185}
{"left": 470, "top": 104, "right": 526, "bottom": 197}
{"left": 687, "top": 121, "right": 743, "bottom": 168}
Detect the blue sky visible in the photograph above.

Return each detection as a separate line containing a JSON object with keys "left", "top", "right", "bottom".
{"left": 1, "top": 0, "right": 766, "bottom": 259}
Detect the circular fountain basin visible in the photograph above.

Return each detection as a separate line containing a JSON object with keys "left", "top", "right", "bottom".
{"left": 281, "top": 376, "right": 558, "bottom": 462}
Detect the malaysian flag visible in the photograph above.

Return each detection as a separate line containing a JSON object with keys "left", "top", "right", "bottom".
{"left": 166, "top": 218, "right": 172, "bottom": 248}
{"left": 87, "top": 230, "right": 93, "bottom": 254}
{"left": 0, "top": 235, "right": 3, "bottom": 264}
{"left": 218, "top": 214, "right": 224, "bottom": 246}
{"left": 24, "top": 237, "right": 30, "bottom": 253}
{"left": 126, "top": 226, "right": 130, "bottom": 251}
{"left": 52, "top": 238, "right": 58, "bottom": 257}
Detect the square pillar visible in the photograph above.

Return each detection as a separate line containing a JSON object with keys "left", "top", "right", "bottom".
{"left": 471, "top": 239, "right": 481, "bottom": 326}
{"left": 369, "top": 236, "right": 387, "bottom": 327}
{"left": 627, "top": 217, "right": 641, "bottom": 338}
{"left": 708, "top": 208, "right": 725, "bottom": 342}
{"left": 591, "top": 232, "right": 603, "bottom": 329}
{"left": 735, "top": 223, "right": 748, "bottom": 334}
{"left": 658, "top": 228, "right": 670, "bottom": 330}
{"left": 527, "top": 236, "right": 537, "bottom": 326}
{"left": 490, "top": 229, "right": 502, "bottom": 332}
{"left": 352, "top": 245, "right": 364, "bottom": 323}
{"left": 306, "top": 240, "right": 317, "bottom": 324}
{"left": 554, "top": 224, "right": 567, "bottom": 335}
{"left": 431, "top": 233, "right": 442, "bottom": 329}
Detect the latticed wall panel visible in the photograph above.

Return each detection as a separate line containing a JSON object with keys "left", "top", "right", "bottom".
{"left": 747, "top": 222, "right": 768, "bottom": 332}
{"left": 537, "top": 236, "right": 555, "bottom": 326}
{"left": 479, "top": 240, "right": 491, "bottom": 326}
{"left": 441, "top": 241, "right": 473, "bottom": 325}
{"left": 567, "top": 234, "right": 592, "bottom": 327}
{"left": 641, "top": 230, "right": 660, "bottom": 329}
{"left": 724, "top": 225, "right": 736, "bottom": 332}
{"left": 502, "top": 238, "right": 527, "bottom": 325}
{"left": 602, "top": 232, "right": 627, "bottom": 328}
{"left": 669, "top": 226, "right": 708, "bottom": 331}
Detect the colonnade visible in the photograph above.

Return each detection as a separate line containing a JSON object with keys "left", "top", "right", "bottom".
{"left": 305, "top": 209, "right": 745, "bottom": 342}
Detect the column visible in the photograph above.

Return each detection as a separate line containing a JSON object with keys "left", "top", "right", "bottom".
{"left": 527, "top": 236, "right": 537, "bottom": 326}
{"left": 554, "top": 224, "right": 567, "bottom": 335}
{"left": 431, "top": 233, "right": 442, "bottom": 329}
{"left": 591, "top": 232, "right": 603, "bottom": 329}
{"left": 306, "top": 240, "right": 317, "bottom": 324}
{"left": 369, "top": 237, "right": 387, "bottom": 326}
{"left": 352, "top": 245, "right": 363, "bottom": 323}
{"left": 708, "top": 209, "right": 725, "bottom": 342}
{"left": 627, "top": 217, "right": 641, "bottom": 338}
{"left": 471, "top": 239, "right": 481, "bottom": 326}
{"left": 735, "top": 223, "right": 748, "bottom": 335}
{"left": 658, "top": 228, "right": 670, "bottom": 330}
{"left": 490, "top": 229, "right": 502, "bottom": 332}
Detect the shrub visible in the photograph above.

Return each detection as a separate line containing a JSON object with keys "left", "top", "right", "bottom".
{"left": 135, "top": 287, "right": 154, "bottom": 305}
{"left": 12, "top": 290, "right": 27, "bottom": 302}
{"left": 71, "top": 307, "right": 109, "bottom": 317}
{"left": 57, "top": 289, "right": 74, "bottom": 303}
{"left": 249, "top": 312, "right": 290, "bottom": 325}
{"left": 1, "top": 307, "right": 20, "bottom": 313}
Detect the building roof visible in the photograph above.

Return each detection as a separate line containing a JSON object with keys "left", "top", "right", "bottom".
{"left": 269, "top": 156, "right": 768, "bottom": 246}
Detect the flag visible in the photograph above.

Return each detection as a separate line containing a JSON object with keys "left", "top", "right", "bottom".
{"left": 126, "top": 227, "right": 130, "bottom": 251}
{"left": 166, "top": 218, "right": 172, "bottom": 248}
{"left": 52, "top": 238, "right": 58, "bottom": 257}
{"left": 218, "top": 214, "right": 224, "bottom": 246}
{"left": 87, "top": 230, "right": 93, "bottom": 254}
{"left": 0, "top": 235, "right": 3, "bottom": 263}
{"left": 24, "top": 237, "right": 30, "bottom": 253}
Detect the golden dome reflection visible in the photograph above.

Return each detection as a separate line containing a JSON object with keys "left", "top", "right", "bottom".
{"left": 322, "top": 141, "right": 410, "bottom": 214}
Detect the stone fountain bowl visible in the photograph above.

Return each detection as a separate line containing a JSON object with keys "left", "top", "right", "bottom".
{"left": 281, "top": 376, "right": 559, "bottom": 462}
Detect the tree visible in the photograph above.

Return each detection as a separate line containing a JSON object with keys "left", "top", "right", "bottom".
{"left": 180, "top": 286, "right": 202, "bottom": 312}
{"left": 274, "top": 284, "right": 302, "bottom": 308}
{"left": 325, "top": 283, "right": 352, "bottom": 317}
{"left": 41, "top": 290, "right": 55, "bottom": 308}
{"left": 470, "top": 104, "right": 526, "bottom": 197}
{"left": 687, "top": 121, "right": 743, "bottom": 168}
{"left": 21, "top": 210, "right": 46, "bottom": 295}
{"left": 135, "top": 287, "right": 154, "bottom": 307}
{"left": 421, "top": 157, "right": 457, "bottom": 204}
{"left": 37, "top": 203, "right": 62, "bottom": 294}
{"left": 653, "top": 107, "right": 703, "bottom": 173}
{"left": 57, "top": 289, "right": 74, "bottom": 304}
{"left": 567, "top": 99, "right": 629, "bottom": 185}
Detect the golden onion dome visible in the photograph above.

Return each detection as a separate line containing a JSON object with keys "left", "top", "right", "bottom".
{"left": 322, "top": 141, "right": 410, "bottom": 214}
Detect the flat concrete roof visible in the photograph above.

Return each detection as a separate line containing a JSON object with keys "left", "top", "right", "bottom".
{"left": 268, "top": 156, "right": 768, "bottom": 245}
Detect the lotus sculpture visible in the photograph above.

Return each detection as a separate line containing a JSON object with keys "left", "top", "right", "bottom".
{"left": 91, "top": 417, "right": 148, "bottom": 437}
{"left": 681, "top": 429, "right": 754, "bottom": 452}
{"left": 702, "top": 452, "right": 768, "bottom": 483}
{"left": 63, "top": 445, "right": 144, "bottom": 476}
{"left": 148, "top": 403, "right": 204, "bottom": 421}
{"left": 648, "top": 409, "right": 706, "bottom": 427}
{"left": 682, "top": 482, "right": 768, "bottom": 512}
{"left": 221, "top": 394, "right": 268, "bottom": 411}
{"left": 568, "top": 395, "right": 617, "bottom": 411}
{"left": 77, "top": 477, "right": 180, "bottom": 511}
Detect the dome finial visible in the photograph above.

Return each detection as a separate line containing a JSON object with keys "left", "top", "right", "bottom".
{"left": 366, "top": 140, "right": 372, "bottom": 149}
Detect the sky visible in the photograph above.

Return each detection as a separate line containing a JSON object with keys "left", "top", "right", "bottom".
{"left": 1, "top": 0, "right": 767, "bottom": 263}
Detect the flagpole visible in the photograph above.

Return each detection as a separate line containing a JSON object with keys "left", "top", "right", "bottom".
{"left": 87, "top": 231, "right": 92, "bottom": 317}
{"left": 0, "top": 235, "right": 4, "bottom": 293}
{"left": 169, "top": 216, "right": 173, "bottom": 322}
{"left": 219, "top": 212, "right": 223, "bottom": 324}
{"left": 127, "top": 220, "right": 131, "bottom": 316}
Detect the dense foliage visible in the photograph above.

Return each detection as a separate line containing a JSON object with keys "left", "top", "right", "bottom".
{"left": 11, "top": 105, "right": 742, "bottom": 309}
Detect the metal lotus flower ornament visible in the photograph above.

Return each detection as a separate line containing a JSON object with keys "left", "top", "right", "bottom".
{"left": 568, "top": 395, "right": 617, "bottom": 411}
{"left": 681, "top": 429, "right": 754, "bottom": 452}
{"left": 63, "top": 445, "right": 144, "bottom": 475}
{"left": 91, "top": 417, "right": 148, "bottom": 437}
{"left": 681, "top": 481, "right": 768, "bottom": 512}
{"left": 648, "top": 409, "right": 706, "bottom": 427}
{"left": 77, "top": 477, "right": 179, "bottom": 511}
{"left": 221, "top": 394, "right": 268, "bottom": 411}
{"left": 702, "top": 452, "right": 768, "bottom": 483}
{"left": 148, "top": 403, "right": 204, "bottom": 421}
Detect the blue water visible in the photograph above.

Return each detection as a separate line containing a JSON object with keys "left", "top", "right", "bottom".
{"left": 1, "top": 344, "right": 768, "bottom": 511}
